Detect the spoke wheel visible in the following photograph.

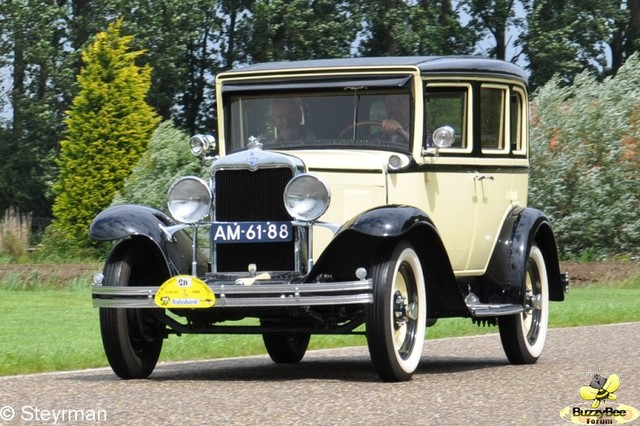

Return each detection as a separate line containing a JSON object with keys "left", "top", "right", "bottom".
{"left": 498, "top": 244, "right": 549, "bottom": 364}
{"left": 262, "top": 333, "right": 310, "bottom": 363}
{"left": 99, "top": 240, "right": 166, "bottom": 379}
{"left": 366, "top": 241, "right": 426, "bottom": 382}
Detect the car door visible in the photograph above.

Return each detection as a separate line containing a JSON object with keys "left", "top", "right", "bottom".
{"left": 466, "top": 83, "right": 529, "bottom": 272}
{"left": 418, "top": 82, "right": 478, "bottom": 273}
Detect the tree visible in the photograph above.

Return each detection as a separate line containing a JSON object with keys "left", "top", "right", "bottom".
{"left": 609, "top": 0, "right": 640, "bottom": 74}
{"left": 522, "top": 0, "right": 622, "bottom": 90}
{"left": 359, "top": 0, "right": 476, "bottom": 56}
{"left": 116, "top": 0, "right": 222, "bottom": 133}
{"left": 47, "top": 19, "right": 160, "bottom": 249}
{"left": 459, "top": 0, "right": 528, "bottom": 60}
{"left": 529, "top": 53, "right": 640, "bottom": 259}
{"left": 239, "top": 0, "right": 361, "bottom": 62}
{"left": 0, "top": 1, "right": 70, "bottom": 219}
{"left": 112, "top": 120, "right": 205, "bottom": 211}
{"left": 219, "top": 0, "right": 253, "bottom": 69}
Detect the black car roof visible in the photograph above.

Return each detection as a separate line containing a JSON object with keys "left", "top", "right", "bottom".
{"left": 222, "top": 56, "right": 528, "bottom": 84}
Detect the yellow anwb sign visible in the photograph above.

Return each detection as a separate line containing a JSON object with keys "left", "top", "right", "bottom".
{"left": 154, "top": 275, "right": 216, "bottom": 308}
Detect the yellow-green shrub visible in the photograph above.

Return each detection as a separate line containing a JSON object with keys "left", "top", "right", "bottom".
{"left": 48, "top": 19, "right": 160, "bottom": 250}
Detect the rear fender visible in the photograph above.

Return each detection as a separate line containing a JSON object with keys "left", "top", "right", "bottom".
{"left": 309, "top": 205, "right": 468, "bottom": 316}
{"left": 90, "top": 204, "right": 206, "bottom": 276}
{"left": 484, "top": 207, "right": 564, "bottom": 304}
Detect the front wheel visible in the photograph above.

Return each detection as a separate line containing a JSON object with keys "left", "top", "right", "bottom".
{"left": 366, "top": 241, "right": 427, "bottom": 382}
{"left": 262, "top": 333, "right": 310, "bottom": 363}
{"left": 99, "top": 240, "right": 167, "bottom": 379}
{"left": 498, "top": 244, "right": 549, "bottom": 364}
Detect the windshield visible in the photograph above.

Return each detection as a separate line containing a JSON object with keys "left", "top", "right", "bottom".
{"left": 225, "top": 90, "right": 413, "bottom": 153}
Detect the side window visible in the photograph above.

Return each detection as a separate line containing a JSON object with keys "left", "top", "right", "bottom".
{"left": 509, "top": 92, "right": 520, "bottom": 149}
{"left": 480, "top": 85, "right": 507, "bottom": 153}
{"left": 510, "top": 87, "right": 527, "bottom": 155}
{"left": 424, "top": 84, "right": 471, "bottom": 152}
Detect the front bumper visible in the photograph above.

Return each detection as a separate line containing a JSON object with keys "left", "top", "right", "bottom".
{"left": 92, "top": 278, "right": 374, "bottom": 309}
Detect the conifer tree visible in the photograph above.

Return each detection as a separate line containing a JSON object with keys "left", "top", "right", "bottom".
{"left": 48, "top": 19, "right": 160, "bottom": 249}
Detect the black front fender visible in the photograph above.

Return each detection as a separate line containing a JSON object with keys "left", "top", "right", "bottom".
{"left": 90, "top": 204, "right": 205, "bottom": 276}
{"left": 90, "top": 204, "right": 175, "bottom": 243}
{"left": 310, "top": 205, "right": 467, "bottom": 317}
{"left": 309, "top": 205, "right": 434, "bottom": 281}
{"left": 339, "top": 204, "right": 433, "bottom": 237}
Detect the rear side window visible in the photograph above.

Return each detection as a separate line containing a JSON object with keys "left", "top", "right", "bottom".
{"left": 480, "top": 85, "right": 508, "bottom": 153}
{"left": 510, "top": 87, "right": 527, "bottom": 156}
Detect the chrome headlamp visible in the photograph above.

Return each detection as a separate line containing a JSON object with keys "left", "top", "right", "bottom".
{"left": 189, "top": 134, "right": 216, "bottom": 158}
{"left": 167, "top": 177, "right": 212, "bottom": 223}
{"left": 283, "top": 174, "right": 331, "bottom": 222}
{"left": 432, "top": 126, "right": 455, "bottom": 148}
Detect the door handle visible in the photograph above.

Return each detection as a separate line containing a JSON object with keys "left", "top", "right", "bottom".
{"left": 473, "top": 172, "right": 494, "bottom": 181}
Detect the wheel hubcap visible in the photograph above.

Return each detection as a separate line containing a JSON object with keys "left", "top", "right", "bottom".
{"left": 393, "top": 291, "right": 408, "bottom": 327}
{"left": 530, "top": 294, "right": 542, "bottom": 310}
{"left": 393, "top": 292, "right": 419, "bottom": 326}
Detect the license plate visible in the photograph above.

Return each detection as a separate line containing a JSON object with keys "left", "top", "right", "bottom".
{"left": 211, "top": 221, "right": 293, "bottom": 243}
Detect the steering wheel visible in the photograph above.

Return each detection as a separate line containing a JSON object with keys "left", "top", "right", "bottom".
{"left": 337, "top": 121, "right": 382, "bottom": 139}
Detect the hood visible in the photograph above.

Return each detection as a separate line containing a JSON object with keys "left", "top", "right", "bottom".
{"left": 276, "top": 149, "right": 411, "bottom": 173}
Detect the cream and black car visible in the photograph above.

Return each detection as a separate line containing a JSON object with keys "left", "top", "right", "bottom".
{"left": 90, "top": 57, "right": 568, "bottom": 382}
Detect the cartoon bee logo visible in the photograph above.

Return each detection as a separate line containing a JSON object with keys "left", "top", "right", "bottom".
{"left": 579, "top": 373, "right": 620, "bottom": 408}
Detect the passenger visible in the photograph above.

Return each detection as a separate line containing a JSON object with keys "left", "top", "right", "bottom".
{"left": 271, "top": 98, "right": 316, "bottom": 143}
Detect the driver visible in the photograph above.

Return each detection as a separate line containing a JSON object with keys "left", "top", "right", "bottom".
{"left": 380, "top": 94, "right": 410, "bottom": 141}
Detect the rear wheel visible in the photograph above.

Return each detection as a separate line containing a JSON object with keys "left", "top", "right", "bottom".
{"left": 366, "top": 241, "right": 426, "bottom": 382}
{"left": 262, "top": 333, "right": 310, "bottom": 363}
{"left": 99, "top": 240, "right": 167, "bottom": 379}
{"left": 498, "top": 244, "right": 549, "bottom": 364}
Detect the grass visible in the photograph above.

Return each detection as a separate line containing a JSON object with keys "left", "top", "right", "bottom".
{"left": 1, "top": 276, "right": 639, "bottom": 376}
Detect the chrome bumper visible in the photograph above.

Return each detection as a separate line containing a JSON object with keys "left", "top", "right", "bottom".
{"left": 92, "top": 279, "right": 374, "bottom": 309}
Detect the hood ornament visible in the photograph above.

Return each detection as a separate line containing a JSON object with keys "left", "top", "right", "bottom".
{"left": 247, "top": 136, "right": 263, "bottom": 150}
{"left": 247, "top": 136, "right": 263, "bottom": 168}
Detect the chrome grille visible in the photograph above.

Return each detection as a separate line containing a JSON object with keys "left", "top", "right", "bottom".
{"left": 214, "top": 167, "right": 294, "bottom": 272}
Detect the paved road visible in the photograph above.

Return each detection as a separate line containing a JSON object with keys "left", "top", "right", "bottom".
{"left": 1, "top": 322, "right": 639, "bottom": 426}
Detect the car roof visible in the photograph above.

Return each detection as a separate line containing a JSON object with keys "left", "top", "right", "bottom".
{"left": 221, "top": 56, "right": 528, "bottom": 84}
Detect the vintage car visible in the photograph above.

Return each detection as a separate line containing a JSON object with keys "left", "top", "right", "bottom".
{"left": 90, "top": 56, "right": 568, "bottom": 382}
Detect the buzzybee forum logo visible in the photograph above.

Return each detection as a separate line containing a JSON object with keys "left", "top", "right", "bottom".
{"left": 560, "top": 371, "right": 639, "bottom": 424}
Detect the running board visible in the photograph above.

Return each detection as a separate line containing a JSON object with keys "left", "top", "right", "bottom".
{"left": 466, "top": 303, "right": 524, "bottom": 318}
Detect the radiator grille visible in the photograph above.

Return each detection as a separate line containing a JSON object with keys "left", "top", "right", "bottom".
{"left": 214, "top": 168, "right": 294, "bottom": 272}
